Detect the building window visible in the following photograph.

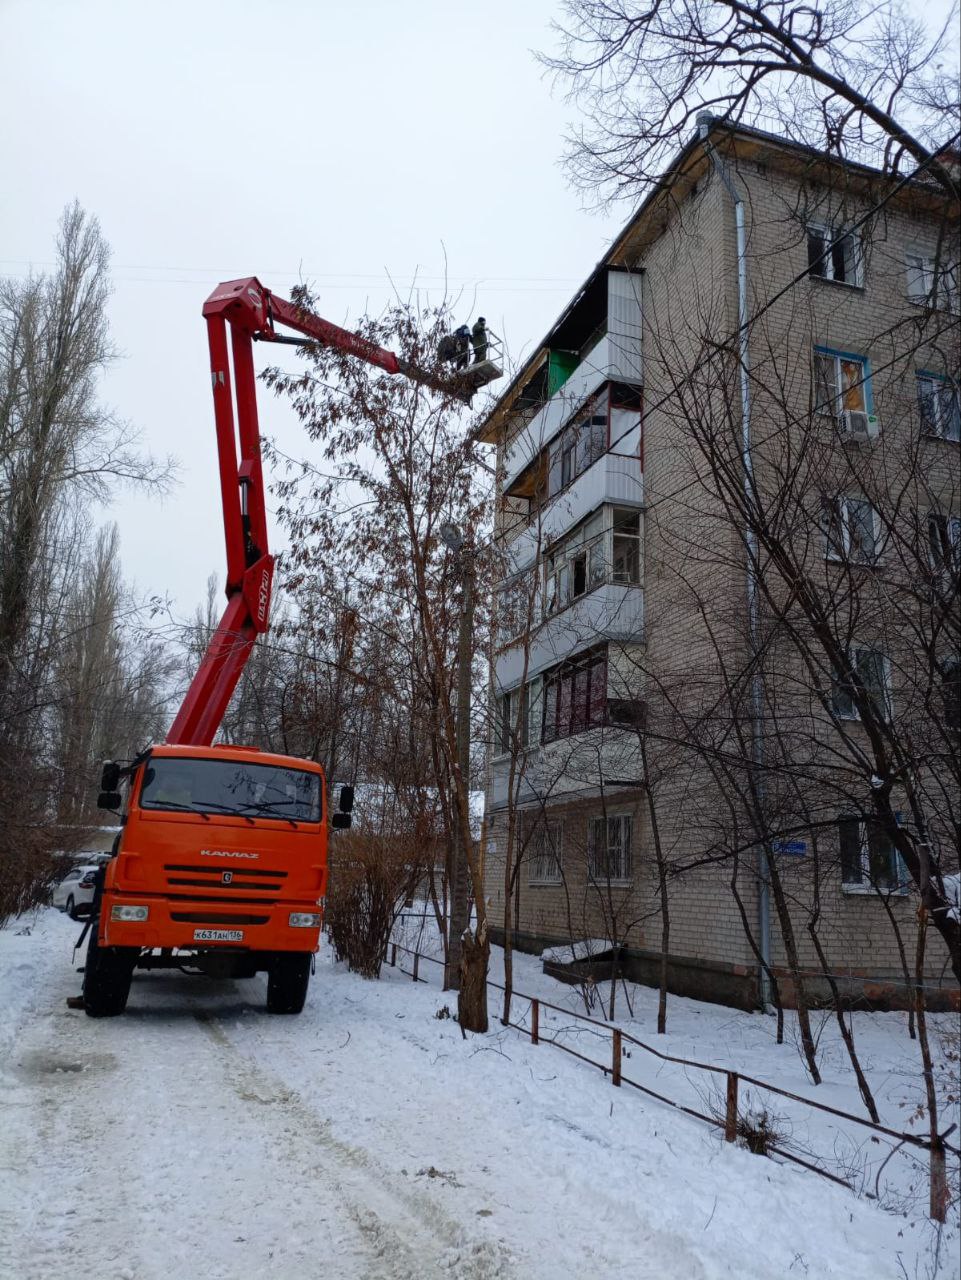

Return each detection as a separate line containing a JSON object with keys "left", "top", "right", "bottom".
{"left": 544, "top": 507, "right": 642, "bottom": 618}
{"left": 497, "top": 572, "right": 537, "bottom": 646}
{"left": 807, "top": 224, "right": 863, "bottom": 286}
{"left": 543, "top": 648, "right": 608, "bottom": 742}
{"left": 611, "top": 509, "right": 641, "bottom": 583}
{"left": 544, "top": 512, "right": 606, "bottom": 617}
{"left": 927, "top": 512, "right": 961, "bottom": 576}
{"left": 497, "top": 687, "right": 526, "bottom": 755}
{"left": 588, "top": 813, "right": 633, "bottom": 884}
{"left": 526, "top": 675, "right": 544, "bottom": 748}
{"left": 917, "top": 373, "right": 960, "bottom": 442}
{"left": 814, "top": 347, "right": 871, "bottom": 417}
{"left": 822, "top": 496, "right": 880, "bottom": 563}
{"left": 831, "top": 649, "right": 891, "bottom": 721}
{"left": 547, "top": 392, "right": 608, "bottom": 498}
{"left": 838, "top": 817, "right": 904, "bottom": 892}
{"left": 941, "top": 658, "right": 961, "bottom": 734}
{"left": 906, "top": 250, "right": 959, "bottom": 313}
{"left": 528, "top": 821, "right": 563, "bottom": 885}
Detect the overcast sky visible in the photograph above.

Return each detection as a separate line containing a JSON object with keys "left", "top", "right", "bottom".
{"left": 2, "top": 0, "right": 623, "bottom": 625}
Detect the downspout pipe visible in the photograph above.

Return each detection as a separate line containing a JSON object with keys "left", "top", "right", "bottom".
{"left": 697, "top": 112, "right": 773, "bottom": 1010}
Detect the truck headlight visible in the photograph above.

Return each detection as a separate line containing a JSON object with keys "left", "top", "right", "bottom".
{"left": 111, "top": 905, "right": 149, "bottom": 922}
{"left": 289, "top": 912, "right": 321, "bottom": 928}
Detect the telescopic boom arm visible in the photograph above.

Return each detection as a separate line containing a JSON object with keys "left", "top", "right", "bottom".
{"left": 167, "top": 277, "right": 474, "bottom": 746}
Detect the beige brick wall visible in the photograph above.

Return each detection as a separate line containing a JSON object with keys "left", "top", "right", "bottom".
{"left": 483, "top": 135, "right": 959, "bottom": 999}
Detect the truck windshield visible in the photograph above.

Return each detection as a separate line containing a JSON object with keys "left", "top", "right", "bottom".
{"left": 140, "top": 757, "right": 322, "bottom": 823}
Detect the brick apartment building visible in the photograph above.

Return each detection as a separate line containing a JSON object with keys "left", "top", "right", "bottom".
{"left": 477, "top": 117, "right": 960, "bottom": 1010}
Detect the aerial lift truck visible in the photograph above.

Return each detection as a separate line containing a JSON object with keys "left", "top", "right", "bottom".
{"left": 84, "top": 278, "right": 500, "bottom": 1016}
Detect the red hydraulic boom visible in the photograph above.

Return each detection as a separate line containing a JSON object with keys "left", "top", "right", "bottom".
{"left": 167, "top": 277, "right": 495, "bottom": 747}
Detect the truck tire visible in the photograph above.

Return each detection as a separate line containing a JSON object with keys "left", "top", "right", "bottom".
{"left": 266, "top": 953, "right": 311, "bottom": 1014}
{"left": 82, "top": 928, "right": 136, "bottom": 1018}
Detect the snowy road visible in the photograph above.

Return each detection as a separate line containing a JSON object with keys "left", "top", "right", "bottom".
{"left": 0, "top": 912, "right": 950, "bottom": 1279}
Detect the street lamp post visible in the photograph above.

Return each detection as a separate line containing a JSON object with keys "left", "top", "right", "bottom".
{"left": 440, "top": 522, "right": 472, "bottom": 991}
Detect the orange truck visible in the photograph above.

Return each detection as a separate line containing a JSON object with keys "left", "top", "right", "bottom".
{"left": 85, "top": 744, "right": 342, "bottom": 1016}
{"left": 81, "top": 277, "right": 498, "bottom": 1017}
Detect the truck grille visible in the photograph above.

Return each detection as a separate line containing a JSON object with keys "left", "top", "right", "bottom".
{"left": 163, "top": 862, "right": 287, "bottom": 897}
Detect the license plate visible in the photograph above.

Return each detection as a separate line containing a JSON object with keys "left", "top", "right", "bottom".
{"left": 193, "top": 928, "right": 243, "bottom": 942}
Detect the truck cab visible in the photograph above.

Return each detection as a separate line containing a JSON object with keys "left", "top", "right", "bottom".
{"left": 84, "top": 744, "right": 330, "bottom": 1016}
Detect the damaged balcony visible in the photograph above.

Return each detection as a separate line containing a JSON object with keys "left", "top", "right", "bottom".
{"left": 502, "top": 267, "right": 642, "bottom": 495}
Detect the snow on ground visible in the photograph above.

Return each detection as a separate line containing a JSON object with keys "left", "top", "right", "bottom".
{"left": 0, "top": 909, "right": 957, "bottom": 1280}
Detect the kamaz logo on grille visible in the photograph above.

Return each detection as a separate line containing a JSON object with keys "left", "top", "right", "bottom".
{"left": 222, "top": 871, "right": 233, "bottom": 884}
{"left": 199, "top": 850, "right": 260, "bottom": 860}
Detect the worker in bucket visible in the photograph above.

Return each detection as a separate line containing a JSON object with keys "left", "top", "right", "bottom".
{"left": 471, "top": 317, "right": 488, "bottom": 364}
{"left": 454, "top": 324, "right": 471, "bottom": 369}
{"left": 437, "top": 332, "right": 457, "bottom": 363}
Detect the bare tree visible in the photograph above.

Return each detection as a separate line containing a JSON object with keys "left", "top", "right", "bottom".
{"left": 264, "top": 291, "right": 494, "bottom": 1029}
{"left": 0, "top": 203, "right": 175, "bottom": 921}
{"left": 542, "top": 0, "right": 960, "bottom": 203}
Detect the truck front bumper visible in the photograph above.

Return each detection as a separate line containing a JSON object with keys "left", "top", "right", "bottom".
{"left": 99, "top": 894, "right": 322, "bottom": 953}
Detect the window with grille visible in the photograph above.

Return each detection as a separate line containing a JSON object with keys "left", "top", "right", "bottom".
{"left": 838, "top": 817, "right": 904, "bottom": 892}
{"left": 830, "top": 649, "right": 891, "bottom": 721}
{"left": 588, "top": 813, "right": 633, "bottom": 884}
{"left": 917, "top": 374, "right": 960, "bottom": 442}
{"left": 807, "top": 224, "right": 863, "bottom": 286}
{"left": 528, "top": 821, "right": 563, "bottom": 885}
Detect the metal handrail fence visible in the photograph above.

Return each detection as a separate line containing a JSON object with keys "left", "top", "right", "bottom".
{"left": 384, "top": 939, "right": 958, "bottom": 1221}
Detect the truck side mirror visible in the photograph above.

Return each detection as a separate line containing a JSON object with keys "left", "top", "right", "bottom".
{"left": 100, "top": 761, "right": 121, "bottom": 791}
{"left": 338, "top": 785, "right": 354, "bottom": 814}
{"left": 98, "top": 790, "right": 122, "bottom": 811}
{"left": 331, "top": 812, "right": 352, "bottom": 830}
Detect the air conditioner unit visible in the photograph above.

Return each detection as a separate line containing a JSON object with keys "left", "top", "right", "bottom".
{"left": 840, "top": 409, "right": 878, "bottom": 440}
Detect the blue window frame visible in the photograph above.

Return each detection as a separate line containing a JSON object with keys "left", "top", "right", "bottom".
{"left": 814, "top": 346, "right": 874, "bottom": 415}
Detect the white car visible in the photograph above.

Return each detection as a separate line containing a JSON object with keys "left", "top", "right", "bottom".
{"left": 51, "top": 865, "right": 100, "bottom": 919}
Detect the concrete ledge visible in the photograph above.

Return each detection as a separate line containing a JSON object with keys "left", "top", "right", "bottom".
{"left": 490, "top": 928, "right": 960, "bottom": 1013}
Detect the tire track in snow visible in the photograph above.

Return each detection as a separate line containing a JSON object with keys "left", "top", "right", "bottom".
{"left": 194, "top": 1010, "right": 514, "bottom": 1280}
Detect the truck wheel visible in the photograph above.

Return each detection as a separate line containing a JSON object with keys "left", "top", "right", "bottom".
{"left": 66, "top": 895, "right": 77, "bottom": 920}
{"left": 82, "top": 929, "right": 136, "bottom": 1018}
{"left": 266, "top": 953, "right": 311, "bottom": 1015}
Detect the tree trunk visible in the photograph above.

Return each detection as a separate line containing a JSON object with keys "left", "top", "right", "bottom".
{"left": 458, "top": 923, "right": 489, "bottom": 1033}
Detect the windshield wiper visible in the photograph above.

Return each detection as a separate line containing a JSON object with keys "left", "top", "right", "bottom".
{"left": 192, "top": 799, "right": 256, "bottom": 825}
{"left": 143, "top": 800, "right": 210, "bottom": 821}
{"left": 237, "top": 802, "right": 301, "bottom": 828}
